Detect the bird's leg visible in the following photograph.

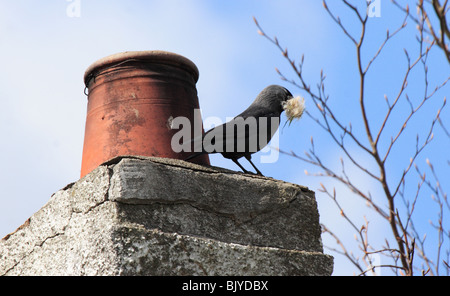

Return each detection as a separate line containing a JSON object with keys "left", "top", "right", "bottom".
{"left": 245, "top": 155, "right": 263, "bottom": 176}
{"left": 232, "top": 158, "right": 251, "bottom": 174}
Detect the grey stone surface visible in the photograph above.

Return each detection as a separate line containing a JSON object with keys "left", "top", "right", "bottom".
{"left": 0, "top": 156, "right": 333, "bottom": 276}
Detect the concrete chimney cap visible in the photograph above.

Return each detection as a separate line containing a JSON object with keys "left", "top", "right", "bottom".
{"left": 83, "top": 50, "right": 200, "bottom": 86}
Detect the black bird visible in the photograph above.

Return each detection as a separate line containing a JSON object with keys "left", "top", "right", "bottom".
{"left": 185, "top": 85, "right": 293, "bottom": 175}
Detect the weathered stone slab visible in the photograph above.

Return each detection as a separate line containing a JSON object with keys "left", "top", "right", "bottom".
{"left": 109, "top": 157, "right": 323, "bottom": 252}
{"left": 0, "top": 156, "right": 333, "bottom": 276}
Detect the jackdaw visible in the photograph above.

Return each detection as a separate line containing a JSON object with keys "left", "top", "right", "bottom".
{"left": 185, "top": 85, "right": 294, "bottom": 176}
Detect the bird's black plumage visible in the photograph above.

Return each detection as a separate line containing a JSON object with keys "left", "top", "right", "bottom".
{"left": 185, "top": 85, "right": 293, "bottom": 175}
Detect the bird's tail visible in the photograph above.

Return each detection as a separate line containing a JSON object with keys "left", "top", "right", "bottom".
{"left": 184, "top": 151, "right": 206, "bottom": 161}
{"left": 183, "top": 132, "right": 207, "bottom": 161}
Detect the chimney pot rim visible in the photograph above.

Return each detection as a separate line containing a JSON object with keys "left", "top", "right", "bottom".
{"left": 84, "top": 50, "right": 199, "bottom": 85}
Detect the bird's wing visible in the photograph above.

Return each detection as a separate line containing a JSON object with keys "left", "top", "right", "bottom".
{"left": 202, "top": 113, "right": 280, "bottom": 154}
{"left": 202, "top": 121, "right": 241, "bottom": 154}
{"left": 194, "top": 105, "right": 281, "bottom": 155}
{"left": 183, "top": 121, "right": 237, "bottom": 155}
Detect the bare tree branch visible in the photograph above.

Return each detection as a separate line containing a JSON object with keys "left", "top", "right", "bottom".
{"left": 255, "top": 0, "right": 450, "bottom": 275}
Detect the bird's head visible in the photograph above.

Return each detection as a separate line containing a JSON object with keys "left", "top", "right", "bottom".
{"left": 255, "top": 85, "right": 305, "bottom": 126}
{"left": 253, "top": 85, "right": 294, "bottom": 113}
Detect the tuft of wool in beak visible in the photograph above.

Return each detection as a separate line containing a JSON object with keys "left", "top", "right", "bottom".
{"left": 282, "top": 96, "right": 305, "bottom": 126}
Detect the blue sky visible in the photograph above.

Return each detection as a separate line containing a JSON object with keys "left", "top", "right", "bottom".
{"left": 0, "top": 0, "right": 449, "bottom": 276}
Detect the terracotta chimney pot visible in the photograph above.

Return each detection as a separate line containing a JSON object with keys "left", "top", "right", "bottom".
{"left": 80, "top": 50, "right": 209, "bottom": 177}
